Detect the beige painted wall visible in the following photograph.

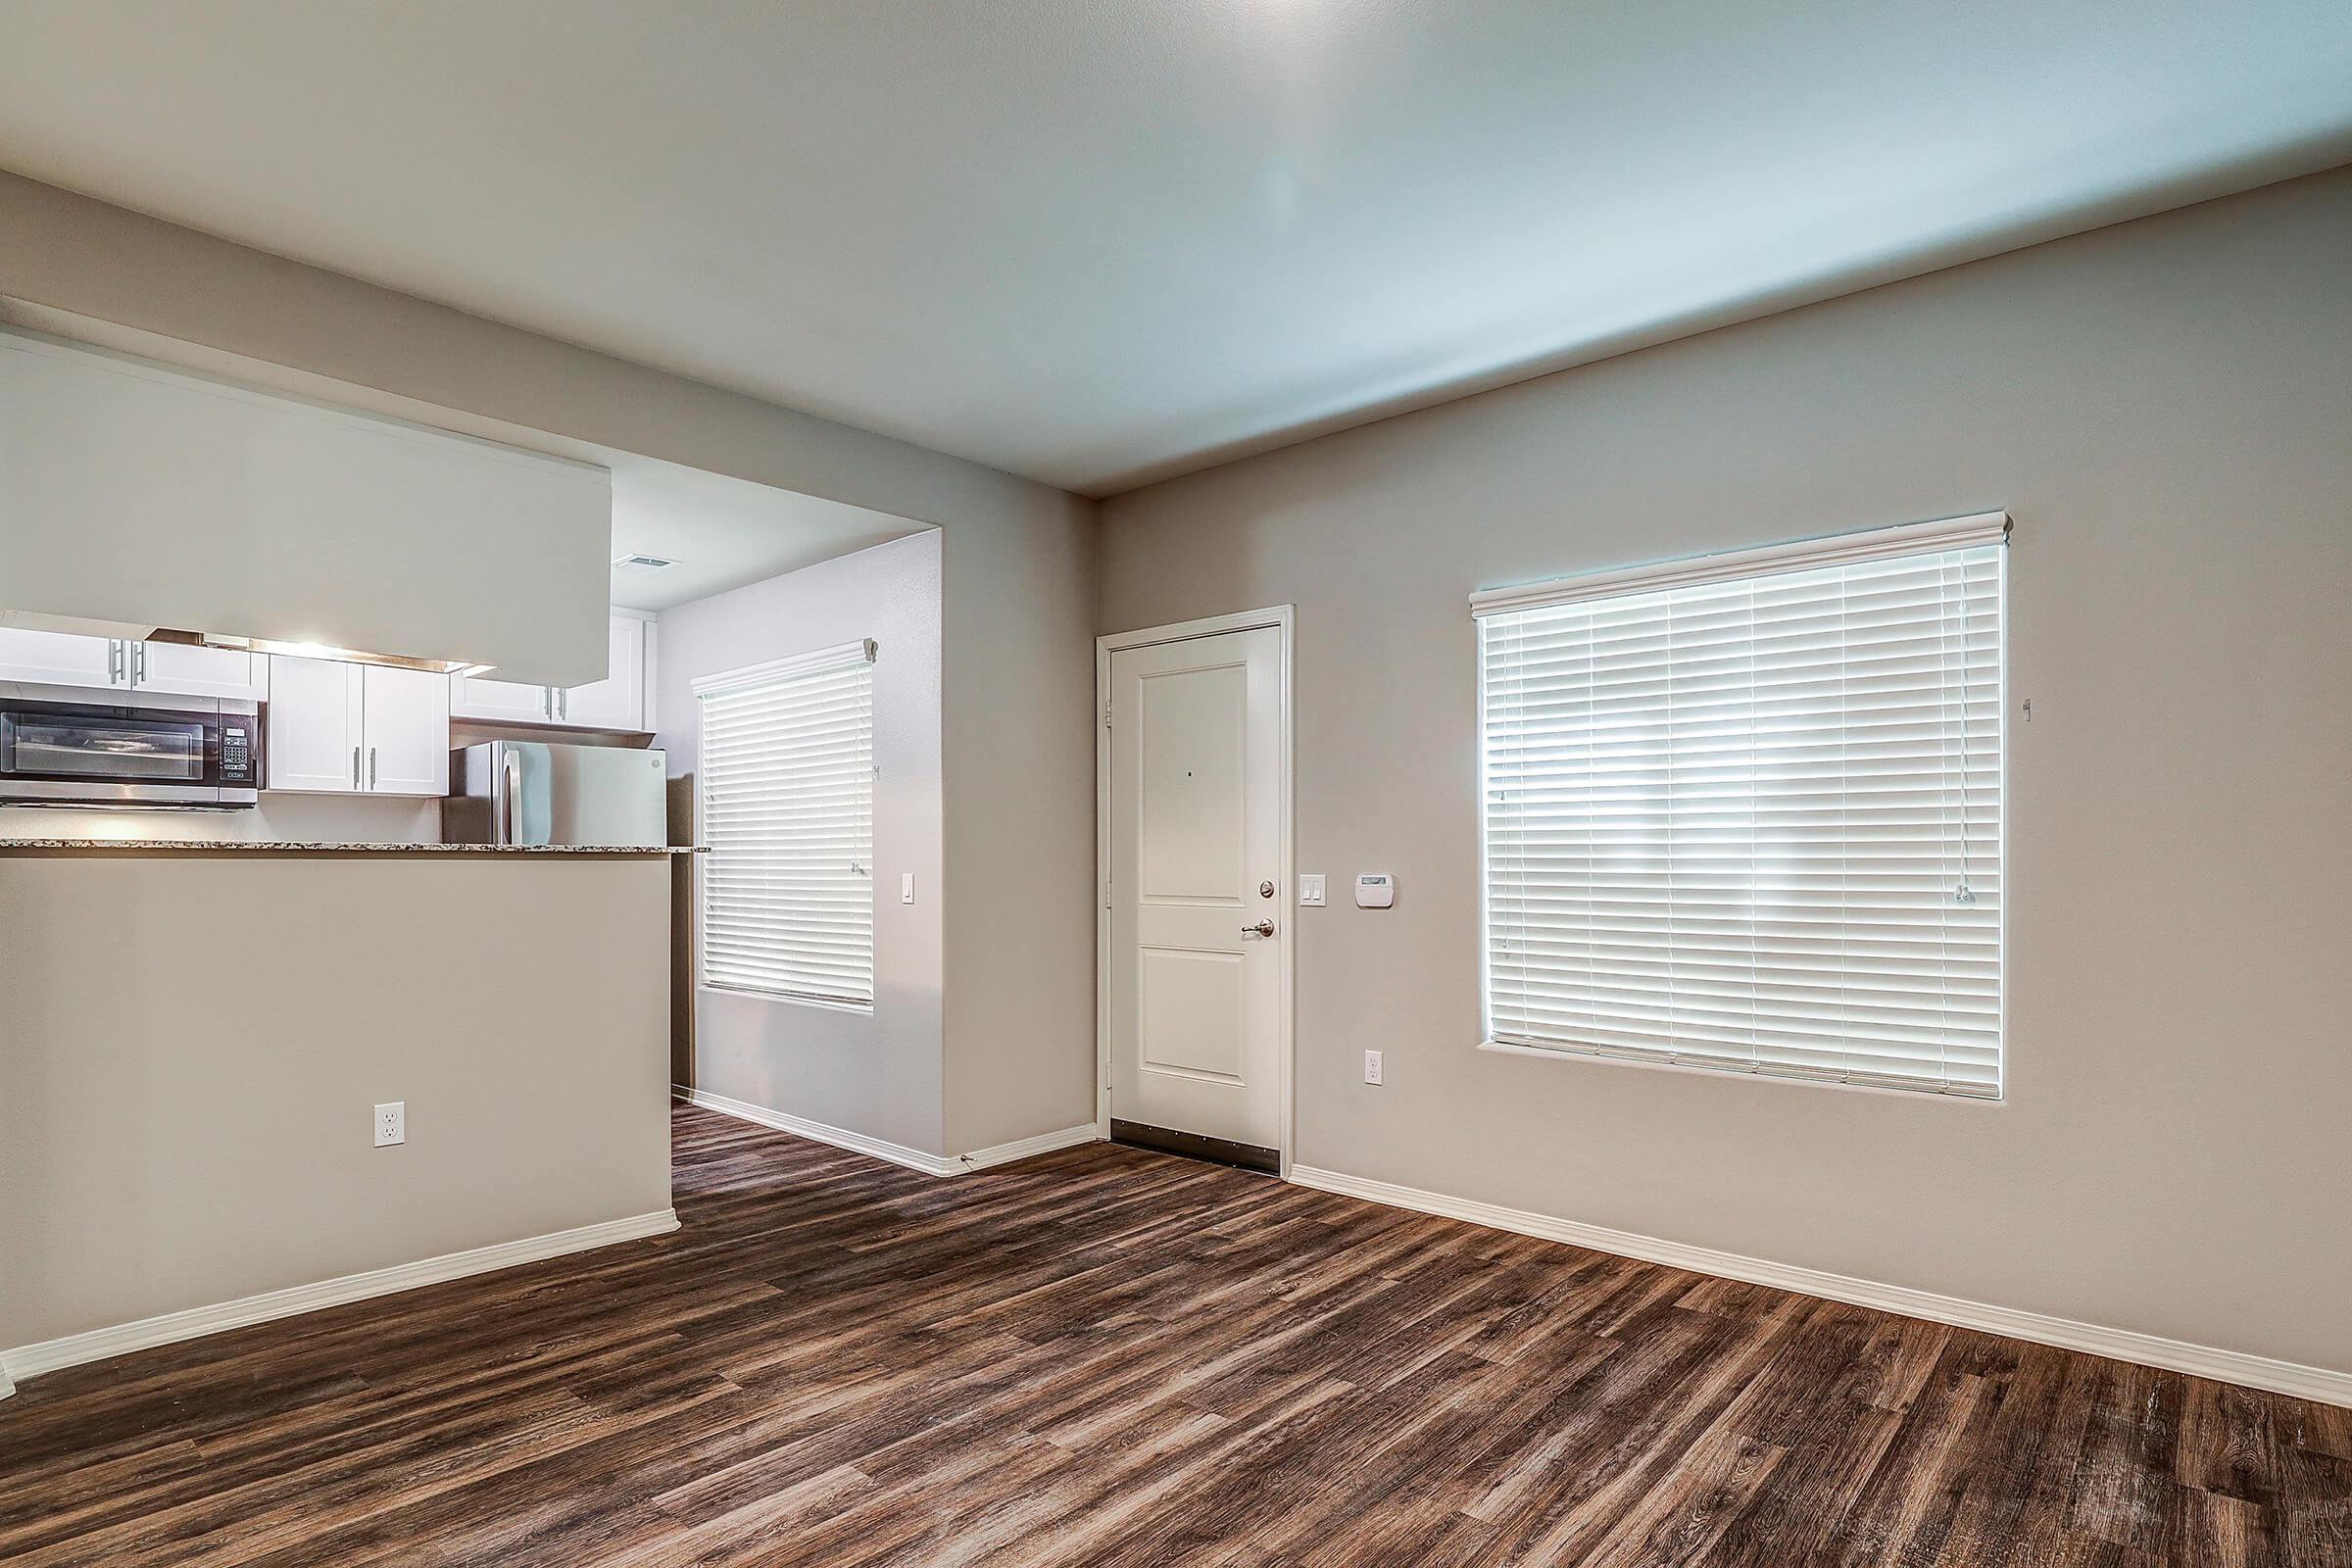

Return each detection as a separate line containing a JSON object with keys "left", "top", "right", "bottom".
{"left": 1100, "top": 169, "right": 2352, "bottom": 1373}
{"left": 656, "top": 531, "right": 947, "bottom": 1155}
{"left": 942, "top": 507, "right": 1102, "bottom": 1154}
{"left": 0, "top": 172, "right": 1102, "bottom": 1168}
{"left": 0, "top": 854, "right": 673, "bottom": 1351}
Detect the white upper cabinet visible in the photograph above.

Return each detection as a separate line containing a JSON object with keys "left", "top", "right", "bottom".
{"left": 268, "top": 657, "right": 364, "bottom": 793}
{"left": 268, "top": 656, "right": 447, "bottom": 797}
{"left": 0, "top": 627, "right": 264, "bottom": 700}
{"left": 360, "top": 665, "right": 450, "bottom": 796}
{"left": 559, "top": 613, "right": 649, "bottom": 731}
{"left": 449, "top": 671, "right": 553, "bottom": 724}
{"left": 449, "top": 612, "right": 651, "bottom": 731}
{"left": 130, "top": 641, "right": 263, "bottom": 701}
{"left": 0, "top": 627, "right": 123, "bottom": 689}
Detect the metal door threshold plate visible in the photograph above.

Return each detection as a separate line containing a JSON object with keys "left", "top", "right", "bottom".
{"left": 1110, "top": 1119, "right": 1280, "bottom": 1175}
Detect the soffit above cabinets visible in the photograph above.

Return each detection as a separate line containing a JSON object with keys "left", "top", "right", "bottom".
{"left": 0, "top": 299, "right": 934, "bottom": 621}
{"left": 0, "top": 327, "right": 611, "bottom": 687}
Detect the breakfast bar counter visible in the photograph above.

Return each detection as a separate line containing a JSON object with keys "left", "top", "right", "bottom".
{"left": 0, "top": 839, "right": 697, "bottom": 854}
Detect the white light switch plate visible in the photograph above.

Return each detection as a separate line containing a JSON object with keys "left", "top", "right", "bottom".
{"left": 1298, "top": 874, "right": 1327, "bottom": 906}
{"left": 374, "top": 1102, "right": 405, "bottom": 1147}
{"left": 901, "top": 872, "right": 915, "bottom": 905}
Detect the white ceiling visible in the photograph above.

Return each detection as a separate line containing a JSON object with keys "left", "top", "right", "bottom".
{"left": 605, "top": 461, "right": 924, "bottom": 612}
{"left": 2, "top": 3, "right": 2347, "bottom": 496}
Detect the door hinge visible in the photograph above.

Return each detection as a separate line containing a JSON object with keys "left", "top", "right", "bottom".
{"left": 1102, "top": 700, "right": 1112, "bottom": 728}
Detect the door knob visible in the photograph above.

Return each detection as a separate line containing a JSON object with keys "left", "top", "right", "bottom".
{"left": 1245, "top": 919, "right": 1276, "bottom": 938}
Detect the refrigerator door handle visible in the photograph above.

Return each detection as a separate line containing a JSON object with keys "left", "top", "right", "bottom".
{"left": 502, "top": 748, "right": 522, "bottom": 845}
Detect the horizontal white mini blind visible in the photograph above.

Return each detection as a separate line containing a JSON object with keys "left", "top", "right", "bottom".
{"left": 695, "top": 641, "right": 876, "bottom": 1008}
{"left": 1476, "top": 516, "right": 2004, "bottom": 1098}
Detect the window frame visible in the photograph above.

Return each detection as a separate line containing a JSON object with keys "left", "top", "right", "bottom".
{"left": 1471, "top": 514, "right": 2009, "bottom": 1101}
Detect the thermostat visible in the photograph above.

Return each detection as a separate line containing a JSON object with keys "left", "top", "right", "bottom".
{"left": 1354, "top": 873, "right": 1395, "bottom": 909}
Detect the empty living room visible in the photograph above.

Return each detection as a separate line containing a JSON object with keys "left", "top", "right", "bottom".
{"left": 1, "top": 3, "right": 2348, "bottom": 1564}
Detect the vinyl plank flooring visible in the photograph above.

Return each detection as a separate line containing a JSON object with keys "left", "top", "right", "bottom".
{"left": 2, "top": 1103, "right": 2342, "bottom": 1567}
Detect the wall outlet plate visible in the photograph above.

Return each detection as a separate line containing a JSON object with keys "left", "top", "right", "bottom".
{"left": 1363, "top": 1050, "right": 1384, "bottom": 1085}
{"left": 374, "top": 1102, "right": 405, "bottom": 1148}
{"left": 1298, "top": 874, "right": 1327, "bottom": 906}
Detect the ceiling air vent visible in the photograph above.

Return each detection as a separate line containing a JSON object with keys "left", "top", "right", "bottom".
{"left": 612, "top": 553, "right": 676, "bottom": 570}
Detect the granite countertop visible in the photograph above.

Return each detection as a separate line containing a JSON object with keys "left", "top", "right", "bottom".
{"left": 0, "top": 840, "right": 701, "bottom": 855}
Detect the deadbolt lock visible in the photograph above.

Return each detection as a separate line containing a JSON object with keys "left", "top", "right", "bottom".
{"left": 1259, "top": 880, "right": 1276, "bottom": 899}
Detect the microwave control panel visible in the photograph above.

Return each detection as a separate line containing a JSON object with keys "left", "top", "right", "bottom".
{"left": 220, "top": 724, "right": 257, "bottom": 784}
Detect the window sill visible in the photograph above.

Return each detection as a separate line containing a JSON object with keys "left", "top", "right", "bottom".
{"left": 700, "top": 983, "right": 875, "bottom": 1016}
{"left": 1476, "top": 1038, "right": 2001, "bottom": 1103}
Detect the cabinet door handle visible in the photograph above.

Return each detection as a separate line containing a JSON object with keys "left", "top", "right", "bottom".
{"left": 132, "top": 642, "right": 147, "bottom": 685}
{"left": 559, "top": 688, "right": 568, "bottom": 720}
{"left": 368, "top": 747, "right": 378, "bottom": 790}
{"left": 108, "top": 640, "right": 124, "bottom": 684}
{"left": 352, "top": 746, "right": 361, "bottom": 789}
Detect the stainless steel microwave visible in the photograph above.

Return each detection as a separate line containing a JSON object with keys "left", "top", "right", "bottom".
{"left": 0, "top": 687, "right": 261, "bottom": 808}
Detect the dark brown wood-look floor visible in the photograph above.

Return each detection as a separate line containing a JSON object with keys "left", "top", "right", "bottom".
{"left": 5, "top": 1106, "right": 2347, "bottom": 1567}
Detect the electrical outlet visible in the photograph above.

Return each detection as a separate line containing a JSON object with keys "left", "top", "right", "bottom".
{"left": 374, "top": 1102, "right": 405, "bottom": 1148}
{"left": 1299, "top": 874, "right": 1327, "bottom": 906}
{"left": 1363, "top": 1051, "right": 1383, "bottom": 1086}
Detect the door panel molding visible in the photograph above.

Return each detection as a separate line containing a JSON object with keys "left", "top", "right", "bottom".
{"left": 1097, "top": 606, "right": 1295, "bottom": 1174}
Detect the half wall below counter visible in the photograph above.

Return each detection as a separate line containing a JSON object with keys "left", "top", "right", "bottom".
{"left": 0, "top": 844, "right": 680, "bottom": 1388}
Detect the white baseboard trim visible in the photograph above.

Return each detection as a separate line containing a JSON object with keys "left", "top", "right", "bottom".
{"left": 1289, "top": 1165, "right": 2352, "bottom": 1409}
{"left": 955, "top": 1123, "right": 1102, "bottom": 1172}
{"left": 676, "top": 1085, "right": 960, "bottom": 1176}
{"left": 0, "top": 1207, "right": 679, "bottom": 1390}
{"left": 675, "top": 1087, "right": 1101, "bottom": 1177}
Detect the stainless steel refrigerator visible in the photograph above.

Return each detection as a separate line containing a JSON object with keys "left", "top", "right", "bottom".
{"left": 443, "top": 741, "right": 669, "bottom": 847}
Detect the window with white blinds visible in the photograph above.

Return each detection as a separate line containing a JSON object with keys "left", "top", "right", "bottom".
{"left": 694, "top": 640, "right": 877, "bottom": 1009}
{"left": 1474, "top": 514, "right": 2006, "bottom": 1098}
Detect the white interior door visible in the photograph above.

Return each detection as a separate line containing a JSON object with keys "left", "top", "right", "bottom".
{"left": 1107, "top": 625, "right": 1284, "bottom": 1157}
